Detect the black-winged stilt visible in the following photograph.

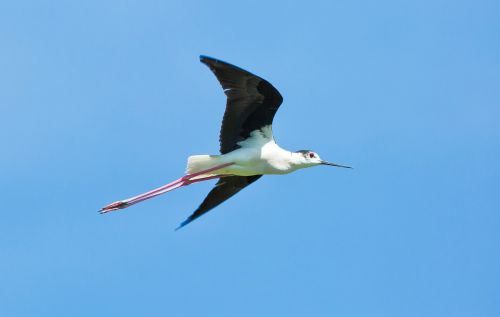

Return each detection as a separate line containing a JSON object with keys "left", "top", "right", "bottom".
{"left": 101, "top": 56, "right": 351, "bottom": 229}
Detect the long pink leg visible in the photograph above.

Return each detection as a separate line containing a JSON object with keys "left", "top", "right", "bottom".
{"left": 114, "top": 175, "right": 221, "bottom": 209}
{"left": 100, "top": 163, "right": 233, "bottom": 213}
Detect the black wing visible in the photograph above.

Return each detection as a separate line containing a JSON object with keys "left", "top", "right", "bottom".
{"left": 176, "top": 175, "right": 262, "bottom": 229}
{"left": 200, "top": 56, "right": 283, "bottom": 154}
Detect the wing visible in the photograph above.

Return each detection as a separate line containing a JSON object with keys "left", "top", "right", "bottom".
{"left": 200, "top": 56, "right": 283, "bottom": 154}
{"left": 176, "top": 175, "right": 262, "bottom": 229}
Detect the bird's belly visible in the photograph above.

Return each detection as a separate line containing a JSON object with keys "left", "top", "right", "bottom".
{"left": 223, "top": 162, "right": 288, "bottom": 176}
{"left": 218, "top": 149, "right": 293, "bottom": 176}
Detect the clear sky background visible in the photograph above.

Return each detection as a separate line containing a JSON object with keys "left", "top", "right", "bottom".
{"left": 1, "top": 0, "right": 499, "bottom": 316}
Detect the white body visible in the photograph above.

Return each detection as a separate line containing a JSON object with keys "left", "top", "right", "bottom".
{"left": 186, "top": 126, "right": 316, "bottom": 177}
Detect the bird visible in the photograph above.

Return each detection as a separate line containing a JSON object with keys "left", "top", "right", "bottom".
{"left": 101, "top": 55, "right": 351, "bottom": 229}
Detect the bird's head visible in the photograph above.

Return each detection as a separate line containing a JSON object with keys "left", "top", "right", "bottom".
{"left": 294, "top": 150, "right": 352, "bottom": 169}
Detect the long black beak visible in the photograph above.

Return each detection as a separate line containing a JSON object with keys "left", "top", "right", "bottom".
{"left": 321, "top": 161, "right": 352, "bottom": 169}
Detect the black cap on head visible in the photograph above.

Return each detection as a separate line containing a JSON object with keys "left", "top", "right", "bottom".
{"left": 295, "top": 150, "right": 313, "bottom": 154}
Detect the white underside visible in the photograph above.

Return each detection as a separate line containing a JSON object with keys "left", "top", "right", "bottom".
{"left": 186, "top": 125, "right": 303, "bottom": 177}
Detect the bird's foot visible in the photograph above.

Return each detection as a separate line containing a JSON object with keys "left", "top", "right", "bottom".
{"left": 100, "top": 201, "right": 128, "bottom": 214}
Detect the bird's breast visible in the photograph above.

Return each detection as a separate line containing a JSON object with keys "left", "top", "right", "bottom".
{"left": 220, "top": 141, "right": 295, "bottom": 176}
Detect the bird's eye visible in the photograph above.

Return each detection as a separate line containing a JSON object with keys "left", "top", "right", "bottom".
{"left": 309, "top": 152, "right": 315, "bottom": 158}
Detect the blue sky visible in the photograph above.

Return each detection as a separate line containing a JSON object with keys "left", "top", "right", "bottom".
{"left": 1, "top": 0, "right": 499, "bottom": 316}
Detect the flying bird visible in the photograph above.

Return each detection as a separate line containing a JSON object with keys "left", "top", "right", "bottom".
{"left": 101, "top": 56, "right": 351, "bottom": 228}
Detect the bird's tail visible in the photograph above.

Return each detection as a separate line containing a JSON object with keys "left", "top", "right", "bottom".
{"left": 186, "top": 155, "right": 222, "bottom": 175}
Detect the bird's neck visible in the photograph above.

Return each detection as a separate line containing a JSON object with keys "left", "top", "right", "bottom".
{"left": 288, "top": 151, "right": 308, "bottom": 167}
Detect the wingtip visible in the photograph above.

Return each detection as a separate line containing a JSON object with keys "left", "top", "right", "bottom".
{"left": 199, "top": 55, "right": 215, "bottom": 63}
{"left": 175, "top": 218, "right": 192, "bottom": 231}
